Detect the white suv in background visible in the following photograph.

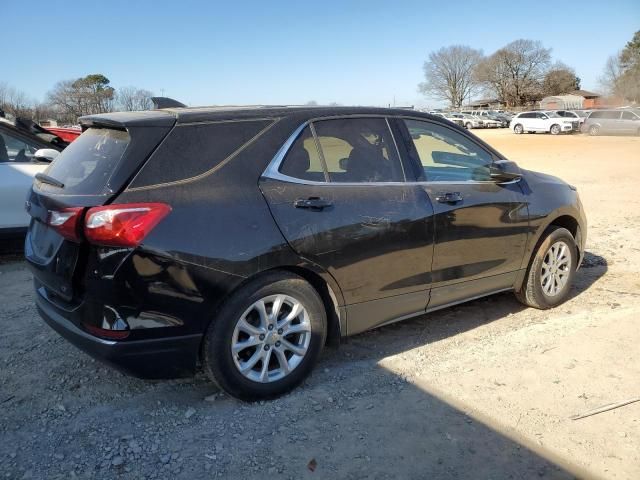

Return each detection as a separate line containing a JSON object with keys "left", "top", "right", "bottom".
{"left": 510, "top": 111, "right": 575, "bottom": 135}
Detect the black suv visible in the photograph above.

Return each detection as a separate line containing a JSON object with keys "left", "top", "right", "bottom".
{"left": 25, "top": 106, "right": 586, "bottom": 400}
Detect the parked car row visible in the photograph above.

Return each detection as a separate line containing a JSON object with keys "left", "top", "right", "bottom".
{"left": 429, "top": 110, "right": 512, "bottom": 129}
{"left": 509, "top": 108, "right": 640, "bottom": 136}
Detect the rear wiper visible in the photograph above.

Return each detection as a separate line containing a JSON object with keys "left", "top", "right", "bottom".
{"left": 35, "top": 173, "right": 64, "bottom": 188}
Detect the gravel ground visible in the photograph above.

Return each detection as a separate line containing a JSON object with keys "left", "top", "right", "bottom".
{"left": 1, "top": 131, "right": 639, "bottom": 479}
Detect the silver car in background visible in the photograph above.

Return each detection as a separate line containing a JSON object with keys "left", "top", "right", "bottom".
{"left": 582, "top": 109, "right": 640, "bottom": 136}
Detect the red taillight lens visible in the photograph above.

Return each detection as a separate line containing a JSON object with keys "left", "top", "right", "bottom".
{"left": 84, "top": 203, "right": 171, "bottom": 247}
{"left": 47, "top": 207, "right": 83, "bottom": 242}
{"left": 83, "top": 323, "right": 130, "bottom": 340}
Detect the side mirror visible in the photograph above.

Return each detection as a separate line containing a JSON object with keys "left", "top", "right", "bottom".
{"left": 338, "top": 158, "right": 349, "bottom": 170}
{"left": 490, "top": 160, "right": 522, "bottom": 183}
{"left": 34, "top": 148, "right": 59, "bottom": 162}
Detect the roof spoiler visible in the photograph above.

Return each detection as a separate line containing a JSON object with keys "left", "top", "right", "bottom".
{"left": 151, "top": 97, "right": 187, "bottom": 109}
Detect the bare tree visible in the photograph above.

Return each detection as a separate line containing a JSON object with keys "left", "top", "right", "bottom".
{"left": 419, "top": 46, "right": 483, "bottom": 107}
{"left": 476, "top": 40, "right": 551, "bottom": 107}
{"left": 116, "top": 86, "right": 154, "bottom": 111}
{"left": 599, "top": 54, "right": 623, "bottom": 94}
{"left": 0, "top": 82, "right": 33, "bottom": 117}
{"left": 47, "top": 74, "right": 115, "bottom": 122}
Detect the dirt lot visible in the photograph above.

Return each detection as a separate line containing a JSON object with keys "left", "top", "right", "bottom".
{"left": 1, "top": 129, "right": 639, "bottom": 479}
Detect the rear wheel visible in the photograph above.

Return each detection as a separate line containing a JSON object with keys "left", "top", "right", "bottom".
{"left": 513, "top": 124, "right": 523, "bottom": 134}
{"left": 550, "top": 124, "right": 561, "bottom": 135}
{"left": 203, "top": 272, "right": 327, "bottom": 401}
{"left": 516, "top": 227, "right": 577, "bottom": 309}
{"left": 589, "top": 125, "right": 600, "bottom": 136}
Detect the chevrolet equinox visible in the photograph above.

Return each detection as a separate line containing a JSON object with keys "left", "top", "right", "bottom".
{"left": 25, "top": 106, "right": 587, "bottom": 400}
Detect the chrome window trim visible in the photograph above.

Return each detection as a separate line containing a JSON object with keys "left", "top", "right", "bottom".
{"left": 261, "top": 114, "right": 508, "bottom": 187}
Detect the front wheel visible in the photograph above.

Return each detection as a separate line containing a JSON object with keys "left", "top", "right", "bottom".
{"left": 513, "top": 124, "right": 523, "bottom": 134}
{"left": 589, "top": 125, "right": 600, "bottom": 136}
{"left": 203, "top": 272, "right": 327, "bottom": 401}
{"left": 550, "top": 124, "right": 561, "bottom": 135}
{"left": 465, "top": 122, "right": 472, "bottom": 129}
{"left": 515, "top": 227, "right": 577, "bottom": 309}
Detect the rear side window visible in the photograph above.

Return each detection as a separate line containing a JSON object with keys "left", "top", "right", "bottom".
{"left": 41, "top": 128, "right": 129, "bottom": 194}
{"left": 313, "top": 118, "right": 403, "bottom": 183}
{"left": 129, "top": 119, "right": 273, "bottom": 188}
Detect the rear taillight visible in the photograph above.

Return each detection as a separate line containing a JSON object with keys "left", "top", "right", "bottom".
{"left": 83, "top": 323, "right": 130, "bottom": 340}
{"left": 84, "top": 203, "right": 171, "bottom": 248}
{"left": 47, "top": 207, "right": 84, "bottom": 242}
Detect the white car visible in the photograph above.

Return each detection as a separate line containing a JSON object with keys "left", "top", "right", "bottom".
{"left": 451, "top": 113, "right": 484, "bottom": 129}
{"left": 0, "top": 118, "right": 61, "bottom": 237}
{"left": 509, "top": 111, "right": 575, "bottom": 135}
{"left": 431, "top": 112, "right": 465, "bottom": 128}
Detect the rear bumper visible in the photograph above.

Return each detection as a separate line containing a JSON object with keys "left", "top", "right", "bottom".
{"left": 35, "top": 287, "right": 202, "bottom": 379}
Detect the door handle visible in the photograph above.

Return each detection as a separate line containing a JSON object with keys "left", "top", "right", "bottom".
{"left": 294, "top": 197, "right": 333, "bottom": 210}
{"left": 435, "top": 192, "right": 463, "bottom": 204}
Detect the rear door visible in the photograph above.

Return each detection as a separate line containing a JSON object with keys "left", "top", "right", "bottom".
{"left": 397, "top": 118, "right": 528, "bottom": 309}
{"left": 260, "top": 117, "right": 435, "bottom": 335}
{"left": 620, "top": 111, "right": 639, "bottom": 133}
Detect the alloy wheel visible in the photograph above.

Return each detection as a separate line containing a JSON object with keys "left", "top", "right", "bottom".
{"left": 231, "top": 294, "right": 311, "bottom": 383}
{"left": 540, "top": 241, "right": 572, "bottom": 297}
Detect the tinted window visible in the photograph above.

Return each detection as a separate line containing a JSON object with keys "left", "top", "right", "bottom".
{"left": 622, "top": 111, "right": 638, "bottom": 120}
{"left": 41, "top": 128, "right": 129, "bottom": 194}
{"left": 278, "top": 126, "right": 326, "bottom": 182}
{"left": 404, "top": 119, "right": 492, "bottom": 182}
{"left": 0, "top": 130, "right": 41, "bottom": 163}
{"left": 519, "top": 113, "right": 534, "bottom": 119}
{"left": 131, "top": 119, "right": 273, "bottom": 187}
{"left": 312, "top": 118, "right": 403, "bottom": 183}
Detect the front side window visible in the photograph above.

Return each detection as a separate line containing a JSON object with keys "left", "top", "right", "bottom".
{"left": 312, "top": 118, "right": 403, "bottom": 183}
{"left": 0, "top": 130, "right": 41, "bottom": 163}
{"left": 622, "top": 111, "right": 638, "bottom": 121}
{"left": 403, "top": 119, "right": 492, "bottom": 182}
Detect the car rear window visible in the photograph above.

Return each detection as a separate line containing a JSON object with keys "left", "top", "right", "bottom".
{"left": 40, "top": 128, "right": 130, "bottom": 195}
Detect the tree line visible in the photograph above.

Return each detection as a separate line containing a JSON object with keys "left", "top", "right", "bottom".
{"left": 0, "top": 74, "right": 154, "bottom": 124}
{"left": 420, "top": 31, "right": 639, "bottom": 108}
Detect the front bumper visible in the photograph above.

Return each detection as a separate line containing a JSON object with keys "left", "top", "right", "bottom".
{"left": 35, "top": 286, "right": 202, "bottom": 379}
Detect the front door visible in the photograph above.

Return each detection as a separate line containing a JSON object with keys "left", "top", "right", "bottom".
{"left": 260, "top": 117, "right": 435, "bottom": 334}
{"left": 398, "top": 118, "right": 529, "bottom": 309}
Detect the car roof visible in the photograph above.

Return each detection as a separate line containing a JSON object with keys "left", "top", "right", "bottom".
{"left": 80, "top": 106, "right": 440, "bottom": 127}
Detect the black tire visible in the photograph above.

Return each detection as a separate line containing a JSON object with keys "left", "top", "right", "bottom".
{"left": 465, "top": 122, "right": 472, "bottom": 129}
{"left": 203, "top": 271, "right": 327, "bottom": 401}
{"left": 589, "top": 125, "right": 600, "bottom": 136}
{"left": 515, "top": 227, "right": 577, "bottom": 309}
{"left": 550, "top": 124, "right": 561, "bottom": 135}
{"left": 513, "top": 124, "right": 523, "bottom": 134}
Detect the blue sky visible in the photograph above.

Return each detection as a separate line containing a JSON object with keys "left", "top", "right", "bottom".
{"left": 4, "top": 0, "right": 639, "bottom": 108}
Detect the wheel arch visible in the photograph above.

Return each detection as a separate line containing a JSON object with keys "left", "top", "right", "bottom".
{"left": 516, "top": 212, "right": 583, "bottom": 293}
{"left": 200, "top": 264, "right": 345, "bottom": 360}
